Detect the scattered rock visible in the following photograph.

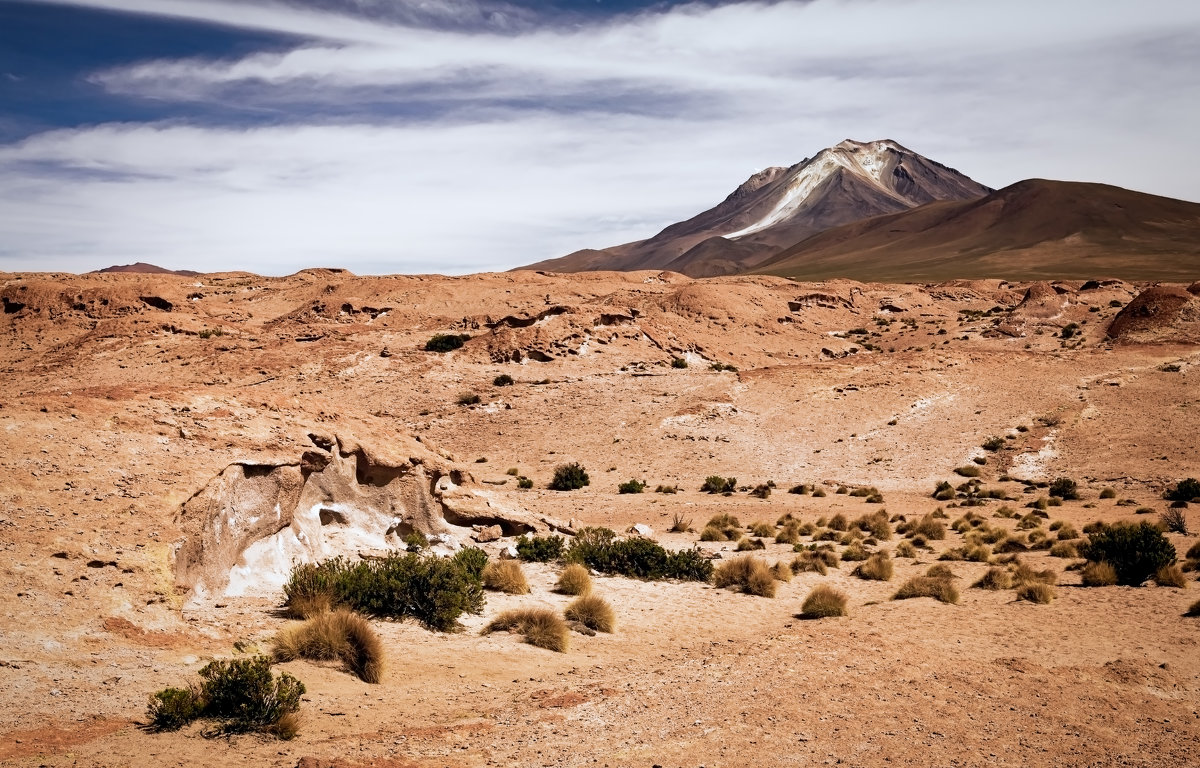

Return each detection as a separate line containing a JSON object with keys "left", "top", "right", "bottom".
{"left": 473, "top": 525, "right": 503, "bottom": 543}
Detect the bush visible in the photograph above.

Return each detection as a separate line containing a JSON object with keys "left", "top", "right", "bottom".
{"left": 564, "top": 595, "right": 615, "bottom": 633}
{"left": 790, "top": 552, "right": 829, "bottom": 576}
{"left": 516, "top": 535, "right": 565, "bottom": 562}
{"left": 1084, "top": 522, "right": 1176, "bottom": 586}
{"left": 894, "top": 540, "right": 917, "bottom": 558}
{"left": 701, "top": 475, "right": 737, "bottom": 494}
{"left": 894, "top": 576, "right": 958, "bottom": 604}
{"left": 854, "top": 552, "right": 893, "bottom": 581}
{"left": 618, "top": 479, "right": 646, "bottom": 494}
{"left": 933, "top": 481, "right": 956, "bottom": 501}
{"left": 148, "top": 686, "right": 205, "bottom": 731}
{"left": 1154, "top": 564, "right": 1187, "bottom": 588}
{"left": 749, "top": 521, "right": 775, "bottom": 537}
{"left": 666, "top": 512, "right": 691, "bottom": 533}
{"left": 912, "top": 515, "right": 946, "bottom": 540}
{"left": 482, "top": 560, "right": 530, "bottom": 594}
{"left": 973, "top": 567, "right": 1012, "bottom": 590}
{"left": 656, "top": 484, "right": 680, "bottom": 495}
{"left": 1099, "top": 488, "right": 1117, "bottom": 499}
{"left": 493, "top": 373, "right": 514, "bottom": 386}
{"left": 484, "top": 608, "right": 568, "bottom": 652}
{"left": 840, "top": 542, "right": 869, "bottom": 562}
{"left": 713, "top": 556, "right": 776, "bottom": 597}
{"left": 1049, "top": 477, "right": 1080, "bottom": 500}
{"left": 828, "top": 513, "right": 849, "bottom": 532}
{"left": 1049, "top": 541, "right": 1078, "bottom": 559}
{"left": 671, "top": 356, "right": 688, "bottom": 369}
{"left": 565, "top": 527, "right": 713, "bottom": 581}
{"left": 1188, "top": 541, "right": 1200, "bottom": 560}
{"left": 272, "top": 609, "right": 384, "bottom": 684}
{"left": 1016, "top": 583, "right": 1055, "bottom": 603}
{"left": 801, "top": 585, "right": 848, "bottom": 618}
{"left": 771, "top": 562, "right": 793, "bottom": 582}
{"left": 554, "top": 563, "right": 592, "bottom": 595}
{"left": 982, "top": 436, "right": 1005, "bottom": 452}
{"left": 457, "top": 392, "right": 481, "bottom": 406}
{"left": 549, "top": 463, "right": 589, "bottom": 491}
{"left": 1161, "top": 508, "right": 1189, "bottom": 535}
{"left": 282, "top": 550, "right": 487, "bottom": 632}
{"left": 424, "top": 333, "right": 470, "bottom": 352}
{"left": 750, "top": 484, "right": 772, "bottom": 499}
{"left": 1164, "top": 478, "right": 1200, "bottom": 502}
{"left": 954, "top": 466, "right": 981, "bottom": 478}
{"left": 156, "top": 656, "right": 306, "bottom": 737}
{"left": 735, "top": 537, "right": 766, "bottom": 551}
{"left": 812, "top": 488, "right": 827, "bottom": 498}
{"left": 517, "top": 476, "right": 534, "bottom": 489}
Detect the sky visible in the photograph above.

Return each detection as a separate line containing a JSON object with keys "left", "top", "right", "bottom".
{"left": 1, "top": 0, "right": 1199, "bottom": 275}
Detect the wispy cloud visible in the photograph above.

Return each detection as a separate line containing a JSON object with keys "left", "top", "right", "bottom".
{"left": 3, "top": 0, "right": 1200, "bottom": 273}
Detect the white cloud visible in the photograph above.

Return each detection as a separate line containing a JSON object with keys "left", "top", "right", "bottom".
{"left": 3, "top": 0, "right": 1200, "bottom": 273}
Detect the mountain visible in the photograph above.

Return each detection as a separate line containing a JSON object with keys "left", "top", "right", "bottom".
{"left": 525, "top": 139, "right": 992, "bottom": 277}
{"left": 755, "top": 179, "right": 1200, "bottom": 282}
{"left": 94, "top": 262, "right": 201, "bottom": 276}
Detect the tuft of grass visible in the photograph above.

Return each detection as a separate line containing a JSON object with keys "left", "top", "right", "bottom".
{"left": 736, "top": 537, "right": 766, "bottom": 551}
{"left": 564, "top": 594, "right": 616, "bottom": 633}
{"left": 801, "top": 585, "right": 848, "bottom": 618}
{"left": 1016, "top": 582, "right": 1056, "bottom": 603}
{"left": 656, "top": 484, "right": 680, "bottom": 494}
{"left": 1154, "top": 564, "right": 1187, "bottom": 588}
{"left": 775, "top": 522, "right": 801, "bottom": 545}
{"left": 272, "top": 609, "right": 384, "bottom": 684}
{"left": 482, "top": 560, "right": 530, "bottom": 594}
{"left": 973, "top": 567, "right": 1013, "bottom": 590}
{"left": 840, "top": 542, "right": 869, "bottom": 562}
{"left": 894, "top": 576, "right": 959, "bottom": 604}
{"left": 790, "top": 552, "right": 829, "bottom": 576}
{"left": 1049, "top": 541, "right": 1078, "bottom": 559}
{"left": 713, "top": 556, "right": 776, "bottom": 597}
{"left": 1161, "top": 508, "right": 1189, "bottom": 535}
{"left": 554, "top": 564, "right": 593, "bottom": 596}
{"left": 812, "top": 488, "right": 827, "bottom": 498}
{"left": 771, "top": 562, "right": 793, "bottom": 582}
{"left": 1186, "top": 598, "right": 1200, "bottom": 617}
{"left": 750, "top": 521, "right": 775, "bottom": 538}
{"left": 925, "top": 564, "right": 955, "bottom": 579}
{"left": 700, "top": 525, "right": 728, "bottom": 542}
{"left": 954, "top": 466, "right": 981, "bottom": 478}
{"left": 1081, "top": 560, "right": 1118, "bottom": 586}
{"left": 1188, "top": 540, "right": 1200, "bottom": 560}
{"left": 484, "top": 608, "right": 569, "bottom": 652}
{"left": 1012, "top": 561, "right": 1056, "bottom": 587}
{"left": 1099, "top": 488, "right": 1116, "bottom": 499}
{"left": 854, "top": 551, "right": 894, "bottom": 581}
{"left": 894, "top": 540, "right": 917, "bottom": 558}
{"left": 668, "top": 512, "right": 692, "bottom": 533}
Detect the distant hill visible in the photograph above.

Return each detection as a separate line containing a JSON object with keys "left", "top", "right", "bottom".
{"left": 754, "top": 179, "right": 1200, "bottom": 282}
{"left": 94, "top": 262, "right": 201, "bottom": 277}
{"left": 525, "top": 139, "right": 992, "bottom": 277}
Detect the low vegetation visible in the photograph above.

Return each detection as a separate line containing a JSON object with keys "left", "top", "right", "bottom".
{"left": 1154, "top": 564, "right": 1187, "bottom": 588}
{"left": 1164, "top": 477, "right": 1200, "bottom": 502}
{"left": 894, "top": 575, "right": 959, "bottom": 604}
{"left": 564, "top": 595, "right": 616, "bottom": 633}
{"left": 554, "top": 564, "right": 593, "bottom": 595}
{"left": 801, "top": 585, "right": 848, "bottom": 618}
{"left": 618, "top": 478, "right": 646, "bottom": 494}
{"left": 516, "top": 534, "right": 565, "bottom": 562}
{"left": 272, "top": 609, "right": 384, "bottom": 684}
{"left": 1083, "top": 521, "right": 1176, "bottom": 586}
{"left": 1016, "top": 582, "right": 1056, "bottom": 603}
{"left": 424, "top": 333, "right": 470, "bottom": 352}
{"left": 484, "top": 608, "right": 569, "bottom": 652}
{"left": 712, "top": 556, "right": 776, "bottom": 597}
{"left": 549, "top": 462, "right": 590, "bottom": 491}
{"left": 148, "top": 656, "right": 305, "bottom": 738}
{"left": 701, "top": 475, "right": 737, "bottom": 494}
{"left": 566, "top": 527, "right": 713, "bottom": 581}
{"left": 853, "top": 551, "right": 893, "bottom": 581}
{"left": 482, "top": 560, "right": 530, "bottom": 594}
{"left": 973, "top": 567, "right": 1013, "bottom": 590}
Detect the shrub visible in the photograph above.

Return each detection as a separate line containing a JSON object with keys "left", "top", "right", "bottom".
{"left": 911, "top": 515, "right": 945, "bottom": 540}
{"left": 671, "top": 356, "right": 688, "bottom": 369}
{"left": 926, "top": 564, "right": 955, "bottom": 579}
{"left": 1016, "top": 583, "right": 1055, "bottom": 603}
{"left": 699, "top": 525, "right": 728, "bottom": 542}
{"left": 272, "top": 609, "right": 384, "bottom": 684}
{"left": 770, "top": 562, "right": 793, "bottom": 582}
{"left": 424, "top": 333, "right": 470, "bottom": 352}
{"left": 775, "top": 522, "right": 801, "bottom": 545}
{"left": 482, "top": 561, "right": 530, "bottom": 594}
{"left": 801, "top": 585, "right": 848, "bottom": 618}
{"left": 668, "top": 512, "right": 692, "bottom": 533}
{"left": 554, "top": 564, "right": 592, "bottom": 595}
{"left": 954, "top": 466, "right": 981, "bottom": 478}
{"left": 750, "top": 484, "right": 772, "bottom": 499}
{"left": 148, "top": 686, "right": 205, "bottom": 731}
{"left": 1164, "top": 478, "right": 1200, "bottom": 502}
{"left": 1060, "top": 323, "right": 1079, "bottom": 340}
{"left": 565, "top": 527, "right": 713, "bottom": 581}
{"left": 617, "top": 478, "right": 646, "bottom": 494}
{"left": 894, "top": 540, "right": 917, "bottom": 558}
{"left": 982, "top": 436, "right": 1005, "bottom": 452}
{"left": 1049, "top": 477, "right": 1080, "bottom": 500}
{"left": 456, "top": 392, "right": 481, "bottom": 406}
{"left": 1099, "top": 488, "right": 1117, "bottom": 499}
{"left": 484, "top": 608, "right": 568, "bottom": 652}
{"left": 182, "top": 656, "right": 305, "bottom": 737}
{"left": 1049, "top": 541, "right": 1078, "bottom": 559}
{"left": 812, "top": 488, "right": 827, "bottom": 498}
{"left": 701, "top": 475, "right": 737, "bottom": 494}
{"left": 1084, "top": 522, "right": 1176, "bottom": 586}
{"left": 828, "top": 513, "right": 849, "bottom": 532}
{"left": 656, "top": 484, "right": 680, "bottom": 494}
{"left": 736, "top": 537, "right": 766, "bottom": 551}
{"left": 894, "top": 576, "right": 959, "bottom": 604}
{"left": 1189, "top": 541, "right": 1200, "bottom": 560}
{"left": 750, "top": 521, "right": 775, "bottom": 538}
{"left": 973, "top": 567, "right": 1012, "bottom": 590}
{"left": 1055, "top": 523, "right": 1079, "bottom": 540}
{"left": 790, "top": 552, "right": 829, "bottom": 576}
{"left": 789, "top": 484, "right": 809, "bottom": 495}
{"left": 282, "top": 551, "right": 487, "bottom": 632}
{"left": 549, "top": 463, "right": 590, "bottom": 491}
{"left": 517, "top": 476, "right": 534, "bottom": 489}
{"left": 1161, "top": 508, "right": 1189, "bottom": 535}
{"left": 1154, "top": 564, "right": 1187, "bottom": 588}
{"left": 493, "top": 373, "right": 514, "bottom": 386}
{"left": 713, "top": 557, "right": 776, "bottom": 597}
{"left": 840, "top": 542, "right": 869, "bottom": 562}
{"left": 854, "top": 552, "right": 893, "bottom": 581}
{"left": 564, "top": 595, "right": 616, "bottom": 632}
{"left": 403, "top": 531, "right": 429, "bottom": 551}
{"left": 933, "top": 481, "right": 956, "bottom": 501}
{"left": 516, "top": 534, "right": 565, "bottom": 562}
{"left": 1012, "top": 561, "right": 1056, "bottom": 587}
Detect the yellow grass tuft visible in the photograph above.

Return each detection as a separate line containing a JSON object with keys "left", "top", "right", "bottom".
{"left": 272, "top": 609, "right": 385, "bottom": 684}
{"left": 564, "top": 594, "right": 615, "bottom": 633}
{"left": 894, "top": 576, "right": 959, "bottom": 604}
{"left": 771, "top": 562, "right": 793, "bottom": 582}
{"left": 484, "top": 608, "right": 569, "bottom": 652}
{"left": 1016, "top": 582, "right": 1055, "bottom": 603}
{"left": 482, "top": 560, "right": 530, "bottom": 594}
{"left": 554, "top": 564, "right": 593, "bottom": 596}
{"left": 1154, "top": 564, "right": 1187, "bottom": 588}
{"left": 973, "top": 567, "right": 1012, "bottom": 590}
{"left": 853, "top": 551, "right": 893, "bottom": 581}
{"left": 713, "top": 556, "right": 776, "bottom": 597}
{"left": 1081, "top": 561, "right": 1117, "bottom": 587}
{"left": 801, "top": 585, "right": 848, "bottom": 618}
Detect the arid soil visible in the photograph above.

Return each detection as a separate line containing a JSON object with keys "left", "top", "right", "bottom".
{"left": 0, "top": 269, "right": 1198, "bottom": 767}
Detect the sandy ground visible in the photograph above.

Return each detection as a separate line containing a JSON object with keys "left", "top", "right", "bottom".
{"left": 0, "top": 269, "right": 1198, "bottom": 767}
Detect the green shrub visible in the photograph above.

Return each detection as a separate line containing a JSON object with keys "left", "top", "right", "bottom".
{"left": 618, "top": 478, "right": 646, "bottom": 494}
{"left": 1083, "top": 522, "right": 1176, "bottom": 586}
{"left": 1164, "top": 478, "right": 1200, "bottom": 502}
{"left": 801, "top": 585, "right": 847, "bottom": 618}
{"left": 515, "top": 534, "right": 565, "bottom": 562}
{"left": 403, "top": 531, "right": 429, "bottom": 551}
{"left": 549, "top": 462, "right": 590, "bottom": 491}
{"left": 282, "top": 551, "right": 487, "bottom": 632}
{"left": 1049, "top": 477, "right": 1080, "bottom": 500}
{"left": 671, "top": 357, "right": 688, "bottom": 369}
{"left": 190, "top": 656, "right": 305, "bottom": 736}
{"left": 517, "top": 476, "right": 534, "bottom": 489}
{"left": 424, "top": 333, "right": 470, "bottom": 352}
{"left": 148, "top": 686, "right": 205, "bottom": 731}
{"left": 493, "top": 373, "right": 514, "bottom": 386}
{"left": 565, "top": 527, "right": 712, "bottom": 581}
{"left": 701, "top": 475, "right": 737, "bottom": 494}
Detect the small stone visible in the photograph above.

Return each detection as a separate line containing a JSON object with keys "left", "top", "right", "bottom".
{"left": 473, "top": 525, "right": 503, "bottom": 543}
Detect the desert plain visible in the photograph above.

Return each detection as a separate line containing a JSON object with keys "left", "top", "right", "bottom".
{"left": 0, "top": 267, "right": 1198, "bottom": 767}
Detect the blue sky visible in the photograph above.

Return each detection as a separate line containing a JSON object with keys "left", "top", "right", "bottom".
{"left": 1, "top": 0, "right": 1199, "bottom": 275}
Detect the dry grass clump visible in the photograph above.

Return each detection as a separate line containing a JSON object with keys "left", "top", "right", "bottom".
{"left": 1187, "top": 541, "right": 1200, "bottom": 560}
{"left": 828, "top": 513, "right": 849, "bottom": 532}
{"left": 484, "top": 608, "right": 569, "bottom": 652}
{"left": 554, "top": 564, "right": 593, "bottom": 596}
{"left": 272, "top": 609, "right": 384, "bottom": 684}
{"left": 790, "top": 551, "right": 829, "bottom": 576}
{"left": 1154, "top": 564, "right": 1187, "bottom": 588}
{"left": 736, "top": 537, "right": 766, "bottom": 551}
{"left": 1054, "top": 522, "right": 1079, "bottom": 540}
{"left": 1186, "top": 598, "right": 1200, "bottom": 617}
{"left": 775, "top": 521, "right": 801, "bottom": 544}
{"left": 1016, "top": 582, "right": 1056, "bottom": 603}
{"left": 482, "top": 560, "right": 530, "bottom": 594}
{"left": 993, "top": 535, "right": 1029, "bottom": 554}
{"left": 801, "top": 585, "right": 848, "bottom": 618}
{"left": 285, "top": 590, "right": 334, "bottom": 620}
{"left": 713, "top": 556, "right": 776, "bottom": 597}
{"left": 925, "top": 564, "right": 955, "bottom": 579}
{"left": 973, "top": 567, "right": 1013, "bottom": 590}
{"left": 1081, "top": 561, "right": 1118, "bottom": 587}
{"left": 771, "top": 562, "right": 793, "bottom": 582}
{"left": 854, "top": 551, "right": 894, "bottom": 581}
{"left": 668, "top": 512, "right": 693, "bottom": 533}
{"left": 840, "top": 542, "right": 869, "bottom": 562}
{"left": 1012, "top": 561, "right": 1057, "bottom": 587}
{"left": 907, "top": 514, "right": 947, "bottom": 540}
{"left": 893, "top": 576, "right": 959, "bottom": 604}
{"left": 854, "top": 510, "right": 892, "bottom": 540}
{"left": 894, "top": 540, "right": 917, "bottom": 558}
{"left": 1049, "top": 541, "right": 1079, "bottom": 559}
{"left": 700, "top": 513, "right": 742, "bottom": 541}
{"left": 564, "top": 595, "right": 615, "bottom": 633}
{"left": 750, "top": 521, "right": 775, "bottom": 538}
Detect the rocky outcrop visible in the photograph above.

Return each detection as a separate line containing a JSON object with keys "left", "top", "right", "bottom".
{"left": 1107, "top": 286, "right": 1200, "bottom": 342}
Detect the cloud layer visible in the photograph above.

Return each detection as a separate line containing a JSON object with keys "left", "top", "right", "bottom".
{"left": 3, "top": 0, "right": 1200, "bottom": 274}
